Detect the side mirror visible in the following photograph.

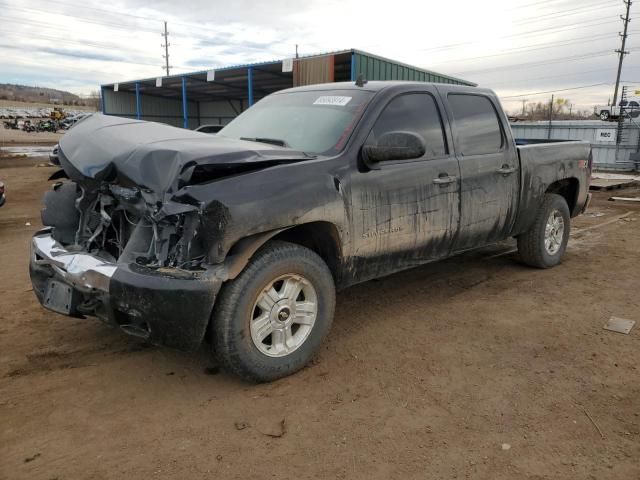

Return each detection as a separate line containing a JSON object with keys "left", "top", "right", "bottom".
{"left": 362, "top": 131, "right": 426, "bottom": 166}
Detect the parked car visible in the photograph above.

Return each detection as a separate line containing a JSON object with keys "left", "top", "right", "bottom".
{"left": 60, "top": 113, "right": 90, "bottom": 130}
{"left": 0, "top": 181, "right": 5, "bottom": 207}
{"left": 595, "top": 100, "right": 640, "bottom": 121}
{"left": 195, "top": 124, "right": 224, "bottom": 134}
{"left": 49, "top": 144, "right": 60, "bottom": 165}
{"left": 30, "top": 81, "right": 592, "bottom": 382}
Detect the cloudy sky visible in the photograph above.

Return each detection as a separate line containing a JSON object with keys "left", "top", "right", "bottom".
{"left": 1, "top": 0, "right": 638, "bottom": 112}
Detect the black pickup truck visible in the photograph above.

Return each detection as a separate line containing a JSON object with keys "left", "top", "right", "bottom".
{"left": 30, "top": 81, "right": 592, "bottom": 381}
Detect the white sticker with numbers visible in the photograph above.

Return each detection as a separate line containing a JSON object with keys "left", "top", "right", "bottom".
{"left": 313, "top": 96, "right": 352, "bottom": 106}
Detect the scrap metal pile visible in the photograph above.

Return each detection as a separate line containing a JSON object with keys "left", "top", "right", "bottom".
{"left": 2, "top": 110, "right": 90, "bottom": 132}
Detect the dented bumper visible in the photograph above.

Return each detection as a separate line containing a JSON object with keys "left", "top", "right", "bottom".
{"left": 29, "top": 228, "right": 223, "bottom": 350}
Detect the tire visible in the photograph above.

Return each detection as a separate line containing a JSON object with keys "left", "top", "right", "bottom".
{"left": 600, "top": 110, "right": 610, "bottom": 121}
{"left": 517, "top": 193, "right": 571, "bottom": 269}
{"left": 212, "top": 240, "right": 336, "bottom": 382}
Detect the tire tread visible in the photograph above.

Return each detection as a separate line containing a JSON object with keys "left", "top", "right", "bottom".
{"left": 517, "top": 193, "right": 570, "bottom": 269}
{"left": 212, "top": 240, "right": 335, "bottom": 382}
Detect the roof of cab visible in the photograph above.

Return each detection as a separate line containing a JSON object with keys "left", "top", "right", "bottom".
{"left": 273, "top": 80, "right": 494, "bottom": 96}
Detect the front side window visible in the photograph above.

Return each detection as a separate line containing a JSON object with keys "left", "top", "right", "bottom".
{"left": 366, "top": 93, "right": 447, "bottom": 159}
{"left": 218, "top": 89, "right": 374, "bottom": 155}
{"left": 448, "top": 94, "right": 504, "bottom": 156}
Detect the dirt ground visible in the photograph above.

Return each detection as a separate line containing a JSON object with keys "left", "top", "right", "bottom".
{"left": 0, "top": 129, "right": 63, "bottom": 146}
{"left": 1, "top": 154, "right": 639, "bottom": 480}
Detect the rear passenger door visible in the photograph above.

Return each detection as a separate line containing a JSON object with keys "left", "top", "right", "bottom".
{"left": 444, "top": 92, "right": 519, "bottom": 251}
{"left": 348, "top": 90, "right": 461, "bottom": 281}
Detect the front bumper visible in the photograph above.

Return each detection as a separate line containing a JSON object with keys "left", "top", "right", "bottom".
{"left": 29, "top": 228, "right": 223, "bottom": 350}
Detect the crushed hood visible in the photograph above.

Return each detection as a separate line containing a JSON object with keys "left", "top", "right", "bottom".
{"left": 58, "top": 114, "right": 312, "bottom": 196}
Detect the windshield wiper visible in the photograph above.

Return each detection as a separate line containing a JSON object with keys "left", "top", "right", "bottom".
{"left": 240, "top": 137, "right": 290, "bottom": 148}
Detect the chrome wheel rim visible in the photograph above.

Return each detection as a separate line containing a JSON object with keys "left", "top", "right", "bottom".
{"left": 250, "top": 274, "right": 318, "bottom": 357}
{"left": 544, "top": 209, "right": 565, "bottom": 255}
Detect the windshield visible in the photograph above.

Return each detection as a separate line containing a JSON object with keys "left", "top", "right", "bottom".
{"left": 218, "top": 89, "right": 374, "bottom": 155}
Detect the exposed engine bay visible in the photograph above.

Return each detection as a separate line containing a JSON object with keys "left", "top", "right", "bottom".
{"left": 42, "top": 180, "right": 206, "bottom": 271}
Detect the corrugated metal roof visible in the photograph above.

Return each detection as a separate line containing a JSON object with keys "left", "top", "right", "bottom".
{"left": 101, "top": 48, "right": 474, "bottom": 88}
{"left": 351, "top": 49, "right": 474, "bottom": 86}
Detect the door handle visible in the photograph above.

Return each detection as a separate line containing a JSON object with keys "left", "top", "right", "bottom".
{"left": 497, "top": 165, "right": 517, "bottom": 175}
{"left": 433, "top": 174, "right": 457, "bottom": 185}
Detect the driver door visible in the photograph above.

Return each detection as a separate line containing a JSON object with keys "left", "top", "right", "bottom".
{"left": 347, "top": 91, "right": 461, "bottom": 282}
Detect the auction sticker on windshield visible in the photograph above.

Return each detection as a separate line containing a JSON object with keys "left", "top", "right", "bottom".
{"left": 313, "top": 96, "right": 352, "bottom": 106}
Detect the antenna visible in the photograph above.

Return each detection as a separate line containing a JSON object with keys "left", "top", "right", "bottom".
{"left": 355, "top": 73, "right": 367, "bottom": 87}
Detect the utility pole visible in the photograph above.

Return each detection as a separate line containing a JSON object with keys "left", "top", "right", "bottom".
{"left": 521, "top": 99, "right": 527, "bottom": 116}
{"left": 613, "top": 0, "right": 632, "bottom": 107}
{"left": 161, "top": 21, "right": 171, "bottom": 76}
{"left": 295, "top": 44, "right": 299, "bottom": 59}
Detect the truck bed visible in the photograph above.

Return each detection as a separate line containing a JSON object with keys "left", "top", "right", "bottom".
{"left": 514, "top": 138, "right": 581, "bottom": 146}
{"left": 512, "top": 139, "right": 591, "bottom": 234}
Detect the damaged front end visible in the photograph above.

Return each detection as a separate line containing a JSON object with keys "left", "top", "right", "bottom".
{"left": 30, "top": 176, "right": 223, "bottom": 350}
{"left": 30, "top": 114, "right": 310, "bottom": 350}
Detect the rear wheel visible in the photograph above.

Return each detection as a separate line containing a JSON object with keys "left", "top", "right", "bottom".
{"left": 517, "top": 193, "right": 570, "bottom": 268}
{"left": 600, "top": 110, "right": 610, "bottom": 121}
{"left": 212, "top": 241, "right": 335, "bottom": 382}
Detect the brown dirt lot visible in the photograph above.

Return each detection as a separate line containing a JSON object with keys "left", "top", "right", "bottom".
{"left": 0, "top": 128, "right": 63, "bottom": 146}
{"left": 1, "top": 155, "right": 639, "bottom": 480}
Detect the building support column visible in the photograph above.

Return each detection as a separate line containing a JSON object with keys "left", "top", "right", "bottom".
{"left": 247, "top": 67, "right": 254, "bottom": 107}
{"left": 100, "top": 86, "right": 106, "bottom": 114}
{"left": 135, "top": 82, "right": 141, "bottom": 120}
{"left": 182, "top": 76, "right": 188, "bottom": 128}
{"left": 350, "top": 51, "right": 356, "bottom": 81}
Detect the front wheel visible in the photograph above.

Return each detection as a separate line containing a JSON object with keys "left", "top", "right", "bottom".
{"left": 600, "top": 110, "right": 610, "bottom": 121}
{"left": 212, "top": 241, "right": 336, "bottom": 382}
{"left": 517, "top": 193, "right": 571, "bottom": 268}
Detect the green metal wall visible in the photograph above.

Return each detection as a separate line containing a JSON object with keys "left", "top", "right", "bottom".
{"left": 352, "top": 52, "right": 472, "bottom": 86}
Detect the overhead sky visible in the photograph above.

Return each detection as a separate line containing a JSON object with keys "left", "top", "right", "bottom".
{"left": 1, "top": 0, "right": 637, "bottom": 113}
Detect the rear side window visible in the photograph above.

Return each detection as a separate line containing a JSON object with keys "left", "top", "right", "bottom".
{"left": 367, "top": 93, "right": 447, "bottom": 159}
{"left": 448, "top": 94, "right": 504, "bottom": 156}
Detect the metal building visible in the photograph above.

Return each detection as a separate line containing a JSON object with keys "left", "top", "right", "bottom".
{"left": 511, "top": 120, "right": 640, "bottom": 171}
{"left": 101, "top": 49, "right": 475, "bottom": 129}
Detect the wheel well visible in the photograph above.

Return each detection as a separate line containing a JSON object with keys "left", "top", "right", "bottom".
{"left": 270, "top": 221, "right": 342, "bottom": 281}
{"left": 546, "top": 178, "right": 578, "bottom": 214}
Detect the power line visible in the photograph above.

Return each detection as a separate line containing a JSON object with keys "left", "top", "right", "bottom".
{"left": 38, "top": 0, "right": 574, "bottom": 39}
{"left": 491, "top": 67, "right": 614, "bottom": 87}
{"left": 0, "top": 1, "right": 278, "bottom": 54}
{"left": 501, "top": 83, "right": 611, "bottom": 99}
{"left": 452, "top": 49, "right": 622, "bottom": 76}
{"left": 511, "top": 1, "right": 618, "bottom": 26}
{"left": 432, "top": 32, "right": 625, "bottom": 66}
{"left": 0, "top": 1, "right": 158, "bottom": 33}
{"left": 418, "top": 17, "right": 621, "bottom": 54}
{"left": 0, "top": 27, "right": 154, "bottom": 57}
{"left": 503, "top": 0, "right": 582, "bottom": 12}
{"left": 0, "top": 42, "right": 194, "bottom": 71}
